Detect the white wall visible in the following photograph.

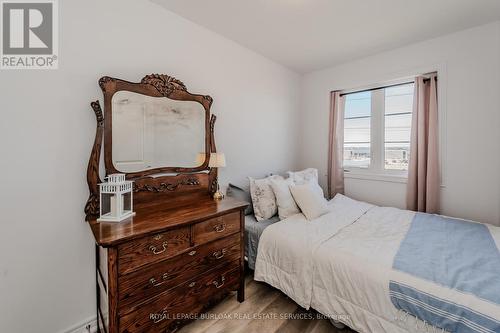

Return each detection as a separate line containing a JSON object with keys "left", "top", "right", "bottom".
{"left": 0, "top": 1, "right": 300, "bottom": 332}
{"left": 299, "top": 21, "right": 500, "bottom": 226}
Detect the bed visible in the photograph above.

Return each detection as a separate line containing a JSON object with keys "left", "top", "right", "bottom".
{"left": 255, "top": 194, "right": 500, "bottom": 333}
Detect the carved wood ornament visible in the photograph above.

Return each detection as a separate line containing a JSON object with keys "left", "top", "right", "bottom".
{"left": 85, "top": 74, "right": 217, "bottom": 220}
{"left": 133, "top": 178, "right": 200, "bottom": 193}
{"left": 84, "top": 101, "right": 104, "bottom": 218}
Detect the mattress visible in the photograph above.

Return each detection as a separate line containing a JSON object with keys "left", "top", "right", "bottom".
{"left": 244, "top": 214, "right": 279, "bottom": 269}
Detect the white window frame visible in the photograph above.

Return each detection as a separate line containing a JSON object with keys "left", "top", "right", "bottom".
{"left": 343, "top": 82, "right": 413, "bottom": 183}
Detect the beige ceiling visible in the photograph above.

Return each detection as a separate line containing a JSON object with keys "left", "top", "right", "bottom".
{"left": 152, "top": 0, "right": 500, "bottom": 73}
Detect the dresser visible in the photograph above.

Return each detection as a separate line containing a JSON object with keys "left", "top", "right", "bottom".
{"left": 89, "top": 197, "right": 247, "bottom": 333}
{"left": 84, "top": 74, "right": 248, "bottom": 333}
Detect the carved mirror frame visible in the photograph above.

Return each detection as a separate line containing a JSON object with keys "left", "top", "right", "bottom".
{"left": 85, "top": 74, "right": 218, "bottom": 220}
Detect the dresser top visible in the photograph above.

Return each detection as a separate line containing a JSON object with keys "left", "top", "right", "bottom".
{"left": 88, "top": 197, "right": 249, "bottom": 247}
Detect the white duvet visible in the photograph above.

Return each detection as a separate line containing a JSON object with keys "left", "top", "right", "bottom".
{"left": 254, "top": 194, "right": 500, "bottom": 333}
{"left": 254, "top": 194, "right": 374, "bottom": 309}
{"left": 311, "top": 205, "right": 419, "bottom": 332}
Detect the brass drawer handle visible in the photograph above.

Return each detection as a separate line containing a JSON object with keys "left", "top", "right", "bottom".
{"left": 152, "top": 311, "right": 167, "bottom": 324}
{"left": 149, "top": 241, "right": 168, "bottom": 255}
{"left": 188, "top": 250, "right": 197, "bottom": 256}
{"left": 212, "top": 276, "right": 225, "bottom": 289}
{"left": 213, "top": 249, "right": 227, "bottom": 260}
{"left": 189, "top": 282, "right": 196, "bottom": 288}
{"left": 149, "top": 273, "right": 169, "bottom": 287}
{"left": 214, "top": 223, "right": 226, "bottom": 233}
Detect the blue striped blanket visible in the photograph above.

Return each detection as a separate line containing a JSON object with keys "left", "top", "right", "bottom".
{"left": 390, "top": 213, "right": 500, "bottom": 333}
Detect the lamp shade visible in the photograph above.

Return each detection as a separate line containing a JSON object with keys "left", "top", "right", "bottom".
{"left": 209, "top": 153, "right": 226, "bottom": 168}
{"left": 195, "top": 152, "right": 226, "bottom": 168}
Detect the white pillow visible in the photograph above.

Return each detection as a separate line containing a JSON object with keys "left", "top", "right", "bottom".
{"left": 249, "top": 175, "right": 282, "bottom": 221}
{"left": 287, "top": 168, "right": 319, "bottom": 185}
{"left": 308, "top": 179, "right": 325, "bottom": 198}
{"left": 289, "top": 182, "right": 329, "bottom": 220}
{"left": 269, "top": 177, "right": 300, "bottom": 220}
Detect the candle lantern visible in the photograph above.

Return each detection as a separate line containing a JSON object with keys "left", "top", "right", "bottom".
{"left": 97, "top": 173, "right": 135, "bottom": 222}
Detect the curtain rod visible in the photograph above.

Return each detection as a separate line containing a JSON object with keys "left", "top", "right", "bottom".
{"left": 338, "top": 76, "right": 437, "bottom": 97}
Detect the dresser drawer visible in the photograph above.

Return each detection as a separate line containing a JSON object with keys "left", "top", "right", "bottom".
{"left": 193, "top": 212, "right": 240, "bottom": 245}
{"left": 118, "top": 234, "right": 241, "bottom": 312}
{"left": 118, "top": 227, "right": 190, "bottom": 275}
{"left": 119, "top": 263, "right": 240, "bottom": 333}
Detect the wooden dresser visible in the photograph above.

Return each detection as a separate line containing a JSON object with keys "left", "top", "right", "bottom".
{"left": 84, "top": 74, "right": 249, "bottom": 333}
{"left": 89, "top": 197, "right": 247, "bottom": 333}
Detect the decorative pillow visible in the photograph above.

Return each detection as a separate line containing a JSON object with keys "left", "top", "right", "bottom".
{"left": 226, "top": 183, "right": 253, "bottom": 215}
{"left": 249, "top": 175, "right": 282, "bottom": 221}
{"left": 287, "top": 168, "right": 319, "bottom": 185}
{"left": 289, "top": 182, "right": 329, "bottom": 220}
{"left": 269, "top": 177, "right": 300, "bottom": 220}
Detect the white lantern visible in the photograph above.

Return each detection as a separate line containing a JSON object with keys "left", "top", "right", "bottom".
{"left": 97, "top": 173, "right": 135, "bottom": 222}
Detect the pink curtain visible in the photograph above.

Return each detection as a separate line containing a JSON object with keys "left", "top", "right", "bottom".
{"left": 327, "top": 91, "right": 346, "bottom": 199}
{"left": 406, "top": 74, "right": 439, "bottom": 213}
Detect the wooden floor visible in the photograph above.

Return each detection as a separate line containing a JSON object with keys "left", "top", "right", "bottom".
{"left": 178, "top": 273, "right": 356, "bottom": 333}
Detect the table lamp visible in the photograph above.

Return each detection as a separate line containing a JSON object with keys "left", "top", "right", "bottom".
{"left": 196, "top": 152, "right": 226, "bottom": 200}
{"left": 209, "top": 152, "right": 226, "bottom": 200}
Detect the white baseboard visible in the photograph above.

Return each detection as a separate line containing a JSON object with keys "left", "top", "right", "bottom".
{"left": 59, "top": 316, "right": 98, "bottom": 333}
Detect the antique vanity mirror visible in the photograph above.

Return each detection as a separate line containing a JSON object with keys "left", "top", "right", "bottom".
{"left": 85, "top": 74, "right": 218, "bottom": 220}
{"left": 84, "top": 74, "right": 246, "bottom": 333}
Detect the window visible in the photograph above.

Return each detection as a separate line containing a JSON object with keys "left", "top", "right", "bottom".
{"left": 384, "top": 84, "right": 413, "bottom": 170}
{"left": 344, "top": 91, "right": 371, "bottom": 169}
{"left": 343, "top": 82, "right": 414, "bottom": 175}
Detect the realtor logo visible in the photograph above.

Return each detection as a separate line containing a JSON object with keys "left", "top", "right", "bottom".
{"left": 1, "top": 0, "right": 58, "bottom": 69}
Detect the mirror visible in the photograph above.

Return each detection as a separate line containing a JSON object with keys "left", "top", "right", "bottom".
{"left": 85, "top": 74, "right": 217, "bottom": 219}
{"left": 111, "top": 91, "right": 205, "bottom": 173}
